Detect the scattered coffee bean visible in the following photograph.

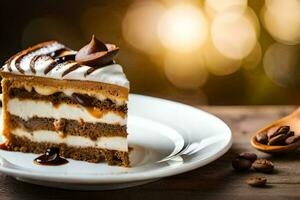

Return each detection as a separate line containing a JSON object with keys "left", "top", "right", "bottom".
{"left": 252, "top": 159, "right": 274, "bottom": 173}
{"left": 232, "top": 154, "right": 274, "bottom": 187}
{"left": 268, "top": 134, "right": 287, "bottom": 146}
{"left": 256, "top": 132, "right": 268, "bottom": 144}
{"left": 246, "top": 176, "right": 267, "bottom": 187}
{"left": 238, "top": 152, "right": 257, "bottom": 163}
{"left": 267, "top": 126, "right": 289, "bottom": 139}
{"left": 285, "top": 135, "right": 300, "bottom": 145}
{"left": 232, "top": 158, "right": 252, "bottom": 171}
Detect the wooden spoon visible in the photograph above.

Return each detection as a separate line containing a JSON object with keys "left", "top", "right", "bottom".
{"left": 251, "top": 107, "right": 300, "bottom": 153}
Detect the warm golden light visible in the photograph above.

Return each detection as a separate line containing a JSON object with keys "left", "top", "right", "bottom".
{"left": 245, "top": 7, "right": 260, "bottom": 38}
{"left": 203, "top": 40, "right": 242, "bottom": 75}
{"left": 264, "top": 43, "right": 300, "bottom": 87}
{"left": 211, "top": 9, "right": 257, "bottom": 59}
{"left": 158, "top": 4, "right": 208, "bottom": 53}
{"left": 242, "top": 42, "right": 262, "bottom": 70}
{"left": 164, "top": 51, "right": 209, "bottom": 89}
{"left": 262, "top": 0, "right": 300, "bottom": 45}
{"left": 205, "top": 0, "right": 248, "bottom": 18}
{"left": 122, "top": 1, "right": 165, "bottom": 55}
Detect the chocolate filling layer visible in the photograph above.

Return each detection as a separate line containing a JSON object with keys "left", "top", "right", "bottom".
{"left": 9, "top": 87, "right": 127, "bottom": 113}
{"left": 10, "top": 115, "right": 127, "bottom": 139}
{"left": 6, "top": 135, "right": 129, "bottom": 166}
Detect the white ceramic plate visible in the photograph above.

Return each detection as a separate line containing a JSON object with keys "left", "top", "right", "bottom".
{"left": 0, "top": 94, "right": 232, "bottom": 190}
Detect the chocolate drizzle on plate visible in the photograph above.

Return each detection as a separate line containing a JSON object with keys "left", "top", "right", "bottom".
{"left": 34, "top": 147, "right": 68, "bottom": 166}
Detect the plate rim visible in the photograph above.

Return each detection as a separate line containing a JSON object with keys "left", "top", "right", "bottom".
{"left": 0, "top": 94, "right": 232, "bottom": 184}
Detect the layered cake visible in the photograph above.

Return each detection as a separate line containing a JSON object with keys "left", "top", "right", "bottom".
{"left": 0, "top": 36, "right": 130, "bottom": 166}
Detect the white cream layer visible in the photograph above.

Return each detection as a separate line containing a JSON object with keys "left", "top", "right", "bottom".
{"left": 12, "top": 128, "right": 128, "bottom": 152}
{"left": 2, "top": 42, "right": 129, "bottom": 88}
{"left": 7, "top": 99, "right": 127, "bottom": 125}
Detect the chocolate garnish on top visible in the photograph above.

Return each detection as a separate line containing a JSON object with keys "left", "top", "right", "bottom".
{"left": 75, "top": 35, "right": 119, "bottom": 67}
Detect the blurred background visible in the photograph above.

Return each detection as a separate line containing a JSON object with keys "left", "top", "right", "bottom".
{"left": 1, "top": 0, "right": 300, "bottom": 105}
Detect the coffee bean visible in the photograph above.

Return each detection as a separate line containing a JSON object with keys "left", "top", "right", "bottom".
{"left": 267, "top": 126, "right": 290, "bottom": 139}
{"left": 256, "top": 132, "right": 268, "bottom": 144}
{"left": 268, "top": 134, "right": 287, "bottom": 146}
{"left": 238, "top": 152, "right": 257, "bottom": 163}
{"left": 232, "top": 158, "right": 252, "bottom": 171}
{"left": 266, "top": 126, "right": 279, "bottom": 139}
{"left": 277, "top": 125, "right": 290, "bottom": 134}
{"left": 252, "top": 159, "right": 274, "bottom": 173}
{"left": 286, "top": 131, "right": 295, "bottom": 137}
{"left": 285, "top": 135, "right": 300, "bottom": 145}
{"left": 246, "top": 176, "right": 267, "bottom": 187}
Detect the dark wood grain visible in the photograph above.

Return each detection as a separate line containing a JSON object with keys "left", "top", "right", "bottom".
{"left": 1, "top": 105, "right": 300, "bottom": 200}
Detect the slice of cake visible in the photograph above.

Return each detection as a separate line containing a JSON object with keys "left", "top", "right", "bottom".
{"left": 0, "top": 36, "right": 130, "bottom": 166}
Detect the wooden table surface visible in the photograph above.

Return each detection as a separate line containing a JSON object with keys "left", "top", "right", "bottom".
{"left": 1, "top": 105, "right": 299, "bottom": 200}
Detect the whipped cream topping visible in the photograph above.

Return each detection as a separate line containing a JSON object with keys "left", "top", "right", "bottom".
{"left": 1, "top": 41, "right": 129, "bottom": 89}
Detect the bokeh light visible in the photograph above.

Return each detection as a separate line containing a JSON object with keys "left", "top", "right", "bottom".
{"left": 164, "top": 51, "right": 208, "bottom": 90}
{"left": 211, "top": 9, "right": 257, "bottom": 60}
{"left": 264, "top": 43, "right": 300, "bottom": 87}
{"left": 120, "top": 0, "right": 263, "bottom": 89}
{"left": 122, "top": 1, "right": 165, "bottom": 55}
{"left": 205, "top": 0, "right": 248, "bottom": 19}
{"left": 245, "top": 7, "right": 260, "bottom": 38}
{"left": 242, "top": 42, "right": 262, "bottom": 70}
{"left": 158, "top": 4, "right": 208, "bottom": 53}
{"left": 5, "top": 0, "right": 300, "bottom": 106}
{"left": 261, "top": 0, "right": 300, "bottom": 45}
{"left": 203, "top": 40, "right": 242, "bottom": 76}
